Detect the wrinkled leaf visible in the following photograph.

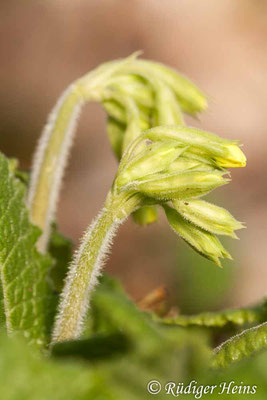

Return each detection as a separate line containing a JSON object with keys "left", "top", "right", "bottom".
{"left": 0, "top": 154, "right": 52, "bottom": 346}
{"left": 213, "top": 322, "right": 267, "bottom": 369}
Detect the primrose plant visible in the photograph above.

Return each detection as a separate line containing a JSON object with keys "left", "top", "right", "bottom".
{"left": 27, "top": 54, "right": 246, "bottom": 343}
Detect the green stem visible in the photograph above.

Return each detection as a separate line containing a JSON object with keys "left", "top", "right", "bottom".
{"left": 28, "top": 55, "right": 138, "bottom": 252}
{"left": 28, "top": 83, "right": 85, "bottom": 251}
{"left": 52, "top": 192, "right": 141, "bottom": 343}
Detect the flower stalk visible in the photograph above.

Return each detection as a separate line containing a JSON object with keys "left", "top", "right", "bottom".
{"left": 52, "top": 191, "right": 142, "bottom": 343}
{"left": 28, "top": 84, "right": 84, "bottom": 251}
{"left": 28, "top": 55, "right": 138, "bottom": 251}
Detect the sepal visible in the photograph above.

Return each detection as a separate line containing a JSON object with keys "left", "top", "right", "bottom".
{"left": 164, "top": 205, "right": 231, "bottom": 266}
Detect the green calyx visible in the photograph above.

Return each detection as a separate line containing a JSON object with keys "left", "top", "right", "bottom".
{"left": 82, "top": 54, "right": 208, "bottom": 227}
{"left": 141, "top": 126, "right": 247, "bottom": 169}
{"left": 172, "top": 199, "right": 244, "bottom": 238}
{"left": 116, "top": 141, "right": 186, "bottom": 186}
{"left": 112, "top": 125, "right": 246, "bottom": 266}
{"left": 164, "top": 205, "right": 232, "bottom": 267}
{"left": 126, "top": 170, "right": 228, "bottom": 200}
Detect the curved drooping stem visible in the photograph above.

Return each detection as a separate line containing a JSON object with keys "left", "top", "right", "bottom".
{"left": 28, "top": 83, "right": 84, "bottom": 251}
{"left": 28, "top": 55, "right": 137, "bottom": 252}
{"left": 52, "top": 192, "right": 142, "bottom": 343}
{"left": 28, "top": 54, "right": 205, "bottom": 252}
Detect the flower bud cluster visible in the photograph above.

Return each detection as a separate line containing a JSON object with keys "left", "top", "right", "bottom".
{"left": 99, "top": 57, "right": 207, "bottom": 156}
{"left": 114, "top": 126, "right": 246, "bottom": 266}
{"left": 86, "top": 54, "right": 208, "bottom": 226}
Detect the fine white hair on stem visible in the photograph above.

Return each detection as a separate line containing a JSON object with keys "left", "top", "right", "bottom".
{"left": 52, "top": 207, "right": 126, "bottom": 343}
{"left": 28, "top": 83, "right": 84, "bottom": 251}
{"left": 28, "top": 53, "right": 142, "bottom": 252}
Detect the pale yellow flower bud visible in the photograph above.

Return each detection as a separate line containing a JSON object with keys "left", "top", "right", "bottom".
{"left": 142, "top": 126, "right": 246, "bottom": 169}
{"left": 164, "top": 205, "right": 232, "bottom": 266}
{"left": 117, "top": 142, "right": 186, "bottom": 186}
{"left": 172, "top": 199, "right": 244, "bottom": 238}
{"left": 105, "top": 74, "right": 154, "bottom": 108}
{"left": 214, "top": 144, "right": 246, "bottom": 168}
{"left": 125, "top": 170, "right": 229, "bottom": 201}
{"left": 106, "top": 117, "right": 124, "bottom": 160}
{"left": 132, "top": 206, "right": 158, "bottom": 226}
{"left": 152, "top": 82, "right": 184, "bottom": 126}
{"left": 166, "top": 156, "right": 214, "bottom": 173}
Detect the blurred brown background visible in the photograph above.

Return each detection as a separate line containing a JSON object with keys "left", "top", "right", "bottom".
{"left": 1, "top": 0, "right": 266, "bottom": 312}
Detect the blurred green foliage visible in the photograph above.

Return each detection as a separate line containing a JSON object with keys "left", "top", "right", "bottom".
{"left": 0, "top": 275, "right": 266, "bottom": 399}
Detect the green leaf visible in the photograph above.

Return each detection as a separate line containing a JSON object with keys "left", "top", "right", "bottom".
{"left": 2, "top": 272, "right": 266, "bottom": 399}
{"left": 51, "top": 332, "right": 131, "bottom": 361}
{"left": 0, "top": 333, "right": 115, "bottom": 400}
{"left": 155, "top": 307, "right": 263, "bottom": 328}
{"left": 213, "top": 322, "right": 267, "bottom": 369}
{"left": 78, "top": 275, "right": 212, "bottom": 386}
{"left": 0, "top": 154, "right": 53, "bottom": 346}
{"left": 91, "top": 275, "right": 162, "bottom": 346}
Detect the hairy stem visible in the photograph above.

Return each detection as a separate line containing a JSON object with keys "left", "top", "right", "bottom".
{"left": 28, "top": 83, "right": 85, "bottom": 251}
{"left": 28, "top": 55, "right": 137, "bottom": 252}
{"left": 52, "top": 192, "right": 141, "bottom": 343}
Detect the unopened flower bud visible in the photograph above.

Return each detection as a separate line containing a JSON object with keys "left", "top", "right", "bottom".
{"left": 102, "top": 94, "right": 150, "bottom": 130}
{"left": 144, "top": 126, "right": 246, "bottom": 169}
{"left": 103, "top": 98, "right": 126, "bottom": 124}
{"left": 214, "top": 144, "right": 246, "bottom": 168}
{"left": 132, "top": 206, "right": 158, "bottom": 226}
{"left": 172, "top": 199, "right": 244, "bottom": 238}
{"left": 117, "top": 142, "right": 186, "bottom": 186}
{"left": 152, "top": 82, "right": 184, "bottom": 125}
{"left": 164, "top": 205, "right": 232, "bottom": 266}
{"left": 166, "top": 156, "right": 214, "bottom": 173}
{"left": 107, "top": 117, "right": 124, "bottom": 160}
{"left": 128, "top": 60, "right": 208, "bottom": 115}
{"left": 106, "top": 74, "right": 154, "bottom": 108}
{"left": 127, "top": 170, "right": 229, "bottom": 201}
